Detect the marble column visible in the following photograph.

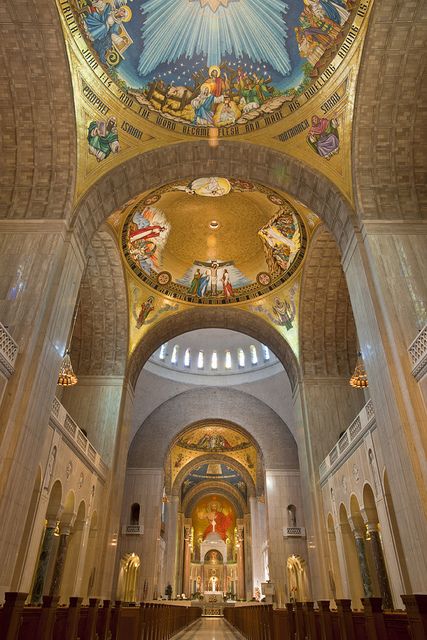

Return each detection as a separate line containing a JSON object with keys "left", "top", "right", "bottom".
{"left": 30, "top": 520, "right": 57, "bottom": 604}
{"left": 49, "top": 525, "right": 71, "bottom": 597}
{"left": 0, "top": 224, "right": 85, "bottom": 599}
{"left": 182, "top": 524, "right": 191, "bottom": 596}
{"left": 352, "top": 528, "right": 373, "bottom": 598}
{"left": 236, "top": 524, "right": 245, "bottom": 600}
{"left": 367, "top": 524, "right": 393, "bottom": 610}
{"left": 343, "top": 228, "right": 427, "bottom": 592}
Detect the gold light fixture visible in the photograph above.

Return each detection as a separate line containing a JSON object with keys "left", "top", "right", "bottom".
{"left": 349, "top": 352, "right": 368, "bottom": 388}
{"left": 57, "top": 301, "right": 79, "bottom": 387}
{"left": 57, "top": 350, "right": 78, "bottom": 387}
{"left": 53, "top": 521, "right": 60, "bottom": 537}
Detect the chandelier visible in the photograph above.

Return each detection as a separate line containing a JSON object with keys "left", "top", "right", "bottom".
{"left": 57, "top": 350, "right": 78, "bottom": 387}
{"left": 57, "top": 301, "right": 79, "bottom": 387}
{"left": 349, "top": 352, "right": 368, "bottom": 388}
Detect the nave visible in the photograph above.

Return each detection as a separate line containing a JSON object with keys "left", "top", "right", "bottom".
{"left": 174, "top": 618, "right": 242, "bottom": 640}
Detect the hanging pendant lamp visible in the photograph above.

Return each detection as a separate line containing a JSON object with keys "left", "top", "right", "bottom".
{"left": 349, "top": 352, "right": 368, "bottom": 388}
{"left": 57, "top": 349, "right": 78, "bottom": 387}
{"left": 57, "top": 301, "right": 79, "bottom": 387}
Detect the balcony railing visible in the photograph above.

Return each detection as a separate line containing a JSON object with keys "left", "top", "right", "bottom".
{"left": 0, "top": 322, "right": 19, "bottom": 376}
{"left": 122, "top": 524, "right": 144, "bottom": 535}
{"left": 319, "top": 399, "right": 375, "bottom": 483}
{"left": 283, "top": 527, "right": 306, "bottom": 538}
{"left": 408, "top": 324, "right": 427, "bottom": 381}
{"left": 50, "top": 397, "right": 108, "bottom": 481}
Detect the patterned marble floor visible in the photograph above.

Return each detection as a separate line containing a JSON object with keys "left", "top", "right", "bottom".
{"left": 173, "top": 617, "right": 244, "bottom": 639}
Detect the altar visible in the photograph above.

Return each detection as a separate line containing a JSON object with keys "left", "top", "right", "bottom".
{"left": 204, "top": 590, "right": 223, "bottom": 603}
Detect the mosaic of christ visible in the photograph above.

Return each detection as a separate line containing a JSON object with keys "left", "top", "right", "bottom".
{"left": 121, "top": 178, "right": 306, "bottom": 304}
{"left": 74, "top": 0, "right": 358, "bottom": 129}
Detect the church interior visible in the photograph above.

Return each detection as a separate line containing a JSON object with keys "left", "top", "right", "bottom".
{"left": 0, "top": 0, "right": 426, "bottom": 639}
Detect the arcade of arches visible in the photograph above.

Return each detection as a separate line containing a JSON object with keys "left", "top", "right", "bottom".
{"left": 0, "top": 0, "right": 426, "bottom": 631}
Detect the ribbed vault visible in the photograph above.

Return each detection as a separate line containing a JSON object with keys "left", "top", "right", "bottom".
{"left": 353, "top": 0, "right": 427, "bottom": 218}
{"left": 299, "top": 226, "right": 358, "bottom": 377}
{"left": 71, "top": 226, "right": 128, "bottom": 376}
{"left": 0, "top": 1, "right": 77, "bottom": 220}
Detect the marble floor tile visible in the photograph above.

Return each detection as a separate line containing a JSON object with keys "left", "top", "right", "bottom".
{"left": 173, "top": 617, "right": 244, "bottom": 639}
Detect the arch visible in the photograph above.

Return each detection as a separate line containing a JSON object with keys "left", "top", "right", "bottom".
{"left": 128, "top": 307, "right": 299, "bottom": 390}
{"left": 61, "top": 490, "right": 75, "bottom": 524}
{"left": 352, "top": 0, "right": 427, "bottom": 220}
{"left": 299, "top": 226, "right": 358, "bottom": 377}
{"left": 116, "top": 553, "right": 141, "bottom": 603}
{"left": 130, "top": 503, "right": 141, "bottom": 525}
{"left": 287, "top": 504, "right": 297, "bottom": 528}
{"left": 46, "top": 480, "right": 63, "bottom": 522}
{"left": 0, "top": 0, "right": 77, "bottom": 220}
{"left": 183, "top": 483, "right": 246, "bottom": 520}
{"left": 71, "top": 141, "right": 357, "bottom": 255}
{"left": 173, "top": 455, "right": 256, "bottom": 501}
{"left": 128, "top": 387, "right": 298, "bottom": 471}
{"left": 286, "top": 555, "right": 309, "bottom": 602}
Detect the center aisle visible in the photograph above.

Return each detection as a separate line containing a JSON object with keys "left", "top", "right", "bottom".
{"left": 173, "top": 617, "right": 244, "bottom": 639}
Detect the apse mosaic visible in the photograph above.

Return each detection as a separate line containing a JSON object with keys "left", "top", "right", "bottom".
{"left": 68, "top": 0, "right": 363, "bottom": 136}
{"left": 171, "top": 424, "right": 257, "bottom": 486}
{"left": 192, "top": 495, "right": 236, "bottom": 543}
{"left": 121, "top": 179, "right": 307, "bottom": 304}
{"left": 182, "top": 463, "right": 247, "bottom": 501}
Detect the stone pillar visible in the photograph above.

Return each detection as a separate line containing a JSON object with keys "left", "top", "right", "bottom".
{"left": 30, "top": 520, "right": 57, "bottom": 604}
{"left": 163, "top": 496, "right": 179, "bottom": 595}
{"left": 366, "top": 524, "right": 393, "bottom": 610}
{"left": 236, "top": 524, "right": 245, "bottom": 600}
{"left": 343, "top": 229, "right": 427, "bottom": 592}
{"left": 49, "top": 524, "right": 71, "bottom": 597}
{"left": 49, "top": 527, "right": 70, "bottom": 596}
{"left": 243, "top": 513, "right": 253, "bottom": 598}
{"left": 182, "top": 523, "right": 191, "bottom": 596}
{"left": 0, "top": 224, "right": 85, "bottom": 599}
{"left": 71, "top": 517, "right": 91, "bottom": 598}
{"left": 292, "top": 379, "right": 365, "bottom": 602}
{"left": 350, "top": 524, "right": 373, "bottom": 599}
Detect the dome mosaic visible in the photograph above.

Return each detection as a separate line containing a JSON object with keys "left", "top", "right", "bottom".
{"left": 68, "top": 0, "right": 361, "bottom": 136}
{"left": 121, "top": 178, "right": 307, "bottom": 304}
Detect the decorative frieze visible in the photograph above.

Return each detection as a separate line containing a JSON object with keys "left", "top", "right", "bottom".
{"left": 283, "top": 527, "right": 306, "bottom": 538}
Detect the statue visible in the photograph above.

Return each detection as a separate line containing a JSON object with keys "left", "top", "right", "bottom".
{"left": 209, "top": 575, "right": 218, "bottom": 592}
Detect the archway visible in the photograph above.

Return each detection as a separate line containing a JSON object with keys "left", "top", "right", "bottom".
{"left": 286, "top": 555, "right": 309, "bottom": 603}
{"left": 30, "top": 480, "right": 63, "bottom": 604}
{"left": 71, "top": 141, "right": 356, "bottom": 256}
{"left": 117, "top": 553, "right": 141, "bottom": 602}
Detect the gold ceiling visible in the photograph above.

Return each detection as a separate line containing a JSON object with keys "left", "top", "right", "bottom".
{"left": 55, "top": 0, "right": 373, "bottom": 361}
